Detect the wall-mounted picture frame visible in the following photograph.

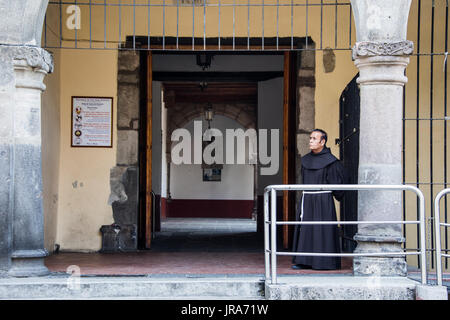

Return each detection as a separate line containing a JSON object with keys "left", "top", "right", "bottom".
{"left": 71, "top": 96, "right": 113, "bottom": 148}
{"left": 203, "top": 168, "right": 222, "bottom": 182}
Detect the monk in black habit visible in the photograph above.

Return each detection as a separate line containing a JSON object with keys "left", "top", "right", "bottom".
{"left": 292, "top": 129, "right": 345, "bottom": 270}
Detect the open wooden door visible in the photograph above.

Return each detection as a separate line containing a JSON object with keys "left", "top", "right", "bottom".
{"left": 145, "top": 51, "right": 153, "bottom": 249}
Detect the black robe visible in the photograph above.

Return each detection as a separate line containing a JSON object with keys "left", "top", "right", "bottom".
{"left": 291, "top": 147, "right": 345, "bottom": 270}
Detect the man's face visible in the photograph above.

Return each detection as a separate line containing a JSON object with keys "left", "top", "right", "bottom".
{"left": 309, "top": 131, "right": 325, "bottom": 153}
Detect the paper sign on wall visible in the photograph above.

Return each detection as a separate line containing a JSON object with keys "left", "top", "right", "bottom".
{"left": 71, "top": 96, "right": 113, "bottom": 148}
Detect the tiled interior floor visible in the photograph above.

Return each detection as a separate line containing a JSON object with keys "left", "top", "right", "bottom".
{"left": 45, "top": 218, "right": 353, "bottom": 276}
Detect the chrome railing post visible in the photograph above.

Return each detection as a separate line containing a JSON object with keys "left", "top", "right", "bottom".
{"left": 264, "top": 188, "right": 270, "bottom": 281}
{"left": 433, "top": 189, "right": 449, "bottom": 286}
{"left": 415, "top": 186, "right": 428, "bottom": 285}
{"left": 270, "top": 188, "right": 277, "bottom": 284}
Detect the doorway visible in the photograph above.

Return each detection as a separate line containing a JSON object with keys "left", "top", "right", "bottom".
{"left": 138, "top": 49, "right": 298, "bottom": 251}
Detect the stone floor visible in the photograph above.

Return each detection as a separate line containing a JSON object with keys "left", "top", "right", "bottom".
{"left": 43, "top": 217, "right": 449, "bottom": 292}
{"left": 45, "top": 218, "right": 353, "bottom": 276}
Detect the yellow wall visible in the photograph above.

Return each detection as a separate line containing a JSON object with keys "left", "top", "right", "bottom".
{"left": 42, "top": 4, "right": 61, "bottom": 254}
{"left": 42, "top": 48, "right": 61, "bottom": 253}
{"left": 316, "top": 50, "right": 356, "bottom": 157}
{"left": 42, "top": 0, "right": 450, "bottom": 271}
{"left": 55, "top": 48, "right": 117, "bottom": 251}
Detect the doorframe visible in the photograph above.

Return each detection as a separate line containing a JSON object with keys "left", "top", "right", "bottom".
{"left": 283, "top": 51, "right": 298, "bottom": 249}
{"left": 138, "top": 51, "right": 153, "bottom": 250}
{"left": 140, "top": 47, "right": 300, "bottom": 250}
{"left": 145, "top": 52, "right": 153, "bottom": 249}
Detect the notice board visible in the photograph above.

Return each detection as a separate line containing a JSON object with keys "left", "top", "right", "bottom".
{"left": 71, "top": 96, "right": 113, "bottom": 148}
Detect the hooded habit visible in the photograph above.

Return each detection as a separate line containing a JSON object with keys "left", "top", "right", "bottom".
{"left": 291, "top": 147, "right": 345, "bottom": 270}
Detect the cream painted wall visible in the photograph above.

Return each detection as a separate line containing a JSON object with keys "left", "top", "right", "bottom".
{"left": 171, "top": 164, "right": 255, "bottom": 199}
{"left": 42, "top": 4, "right": 62, "bottom": 254}
{"left": 55, "top": 47, "right": 117, "bottom": 252}
{"left": 42, "top": 47, "right": 61, "bottom": 253}
{"left": 315, "top": 50, "right": 357, "bottom": 160}
{"left": 314, "top": 49, "right": 359, "bottom": 222}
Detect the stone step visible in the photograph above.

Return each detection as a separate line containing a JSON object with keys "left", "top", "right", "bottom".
{"left": 264, "top": 275, "right": 445, "bottom": 300}
{"left": 0, "top": 275, "right": 265, "bottom": 300}
{"left": 1, "top": 274, "right": 447, "bottom": 300}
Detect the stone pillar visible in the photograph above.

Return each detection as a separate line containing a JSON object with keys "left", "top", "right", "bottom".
{"left": 103, "top": 50, "right": 141, "bottom": 252}
{"left": 1, "top": 46, "right": 54, "bottom": 277}
{"left": 0, "top": 45, "right": 15, "bottom": 277}
{"left": 0, "top": 0, "right": 52, "bottom": 277}
{"left": 350, "top": 0, "right": 413, "bottom": 276}
{"left": 296, "top": 41, "right": 316, "bottom": 214}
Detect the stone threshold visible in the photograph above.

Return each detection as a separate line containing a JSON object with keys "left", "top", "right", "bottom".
{"left": 265, "top": 276, "right": 448, "bottom": 300}
{"left": 0, "top": 274, "right": 447, "bottom": 300}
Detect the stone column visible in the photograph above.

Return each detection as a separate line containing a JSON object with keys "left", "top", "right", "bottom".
{"left": 0, "top": 45, "right": 15, "bottom": 277}
{"left": 0, "top": 0, "right": 52, "bottom": 277}
{"left": 3, "top": 46, "right": 54, "bottom": 277}
{"left": 350, "top": 0, "right": 413, "bottom": 276}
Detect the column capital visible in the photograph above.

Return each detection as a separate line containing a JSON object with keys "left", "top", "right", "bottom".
{"left": 2, "top": 46, "right": 54, "bottom": 92}
{"left": 5, "top": 45, "right": 54, "bottom": 74}
{"left": 352, "top": 40, "right": 414, "bottom": 60}
{"left": 354, "top": 55, "right": 410, "bottom": 86}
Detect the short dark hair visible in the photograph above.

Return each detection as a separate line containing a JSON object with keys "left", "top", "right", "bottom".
{"left": 312, "top": 128, "right": 328, "bottom": 144}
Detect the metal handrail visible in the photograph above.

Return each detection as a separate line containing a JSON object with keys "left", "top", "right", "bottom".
{"left": 264, "top": 184, "right": 427, "bottom": 285}
{"left": 434, "top": 188, "right": 450, "bottom": 286}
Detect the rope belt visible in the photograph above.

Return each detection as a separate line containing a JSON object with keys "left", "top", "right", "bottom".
{"left": 300, "top": 191, "right": 333, "bottom": 221}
